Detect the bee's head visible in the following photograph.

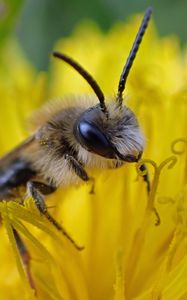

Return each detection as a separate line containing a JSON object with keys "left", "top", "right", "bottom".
{"left": 73, "top": 103, "right": 144, "bottom": 163}
{"left": 53, "top": 7, "right": 152, "bottom": 163}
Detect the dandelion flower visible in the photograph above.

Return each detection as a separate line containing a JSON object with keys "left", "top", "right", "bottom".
{"left": 0, "top": 13, "right": 187, "bottom": 300}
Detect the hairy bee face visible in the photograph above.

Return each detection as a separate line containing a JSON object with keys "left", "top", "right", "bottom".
{"left": 50, "top": 7, "right": 152, "bottom": 167}
{"left": 74, "top": 102, "right": 144, "bottom": 163}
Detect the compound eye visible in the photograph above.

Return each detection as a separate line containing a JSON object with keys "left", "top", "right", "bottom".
{"left": 77, "top": 121, "right": 115, "bottom": 158}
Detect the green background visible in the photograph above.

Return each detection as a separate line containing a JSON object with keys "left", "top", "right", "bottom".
{"left": 1, "top": 0, "right": 186, "bottom": 70}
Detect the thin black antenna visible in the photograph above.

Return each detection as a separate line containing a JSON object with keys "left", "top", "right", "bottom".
{"left": 53, "top": 51, "right": 108, "bottom": 117}
{"left": 117, "top": 7, "right": 152, "bottom": 105}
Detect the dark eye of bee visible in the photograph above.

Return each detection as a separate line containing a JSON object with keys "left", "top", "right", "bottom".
{"left": 75, "top": 121, "right": 116, "bottom": 158}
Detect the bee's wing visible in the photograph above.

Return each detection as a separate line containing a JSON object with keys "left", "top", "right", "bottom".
{"left": 0, "top": 135, "right": 36, "bottom": 167}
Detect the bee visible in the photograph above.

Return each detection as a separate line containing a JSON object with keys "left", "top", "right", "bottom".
{"left": 0, "top": 7, "right": 152, "bottom": 288}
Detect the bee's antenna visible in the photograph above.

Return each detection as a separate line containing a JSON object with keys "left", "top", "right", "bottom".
{"left": 117, "top": 7, "right": 152, "bottom": 105}
{"left": 53, "top": 51, "right": 108, "bottom": 117}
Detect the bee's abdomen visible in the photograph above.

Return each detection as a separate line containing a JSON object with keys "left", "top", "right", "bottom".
{"left": 0, "top": 158, "right": 36, "bottom": 198}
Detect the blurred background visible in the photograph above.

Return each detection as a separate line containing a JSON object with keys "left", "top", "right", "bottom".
{"left": 0, "top": 0, "right": 186, "bottom": 70}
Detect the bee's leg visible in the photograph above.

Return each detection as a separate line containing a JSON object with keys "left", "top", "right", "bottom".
{"left": 64, "top": 154, "right": 95, "bottom": 193}
{"left": 139, "top": 163, "right": 160, "bottom": 226}
{"left": 27, "top": 181, "right": 84, "bottom": 250}
{"left": 139, "top": 163, "right": 151, "bottom": 194}
{"left": 13, "top": 228, "right": 36, "bottom": 291}
{"left": 89, "top": 177, "right": 95, "bottom": 194}
{"left": 64, "top": 154, "right": 89, "bottom": 181}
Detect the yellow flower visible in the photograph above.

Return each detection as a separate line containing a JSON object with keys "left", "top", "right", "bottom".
{"left": 1, "top": 14, "right": 187, "bottom": 300}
